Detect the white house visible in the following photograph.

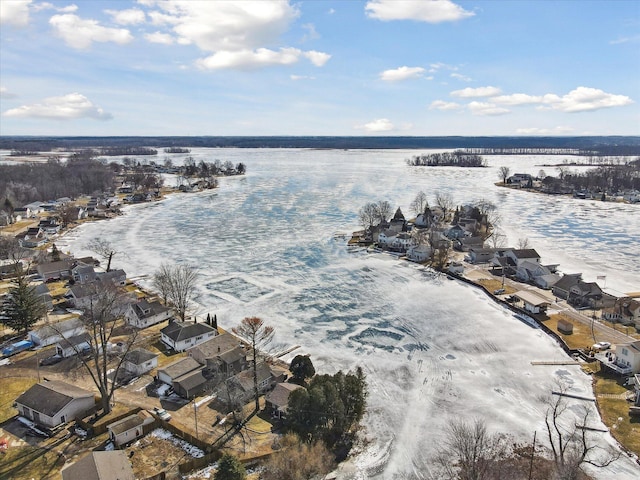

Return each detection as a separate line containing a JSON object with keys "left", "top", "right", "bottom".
{"left": 514, "top": 290, "right": 551, "bottom": 314}
{"left": 15, "top": 380, "right": 95, "bottom": 429}
{"left": 407, "top": 244, "right": 431, "bottom": 263}
{"left": 71, "top": 264, "right": 97, "bottom": 284}
{"left": 56, "top": 333, "right": 92, "bottom": 358}
{"left": 29, "top": 318, "right": 86, "bottom": 347}
{"left": 377, "top": 229, "right": 397, "bottom": 247}
{"left": 125, "top": 298, "right": 173, "bottom": 329}
{"left": 615, "top": 341, "right": 640, "bottom": 374}
{"left": 122, "top": 348, "right": 158, "bottom": 377}
{"left": 107, "top": 410, "right": 154, "bottom": 447}
{"left": 160, "top": 321, "right": 217, "bottom": 352}
{"left": 392, "top": 232, "right": 412, "bottom": 252}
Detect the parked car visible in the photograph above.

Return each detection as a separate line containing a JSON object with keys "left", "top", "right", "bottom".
{"left": 39, "top": 355, "right": 62, "bottom": 366}
{"left": 592, "top": 341, "right": 611, "bottom": 351}
{"left": 153, "top": 407, "right": 171, "bottom": 421}
{"left": 493, "top": 288, "right": 506, "bottom": 295}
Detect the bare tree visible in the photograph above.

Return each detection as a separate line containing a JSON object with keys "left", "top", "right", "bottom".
{"left": 487, "top": 230, "right": 507, "bottom": 249}
{"left": 543, "top": 382, "right": 620, "bottom": 479}
{"left": 153, "top": 263, "right": 198, "bottom": 321}
{"left": 232, "top": 317, "right": 274, "bottom": 412}
{"left": 556, "top": 166, "right": 570, "bottom": 182}
{"left": 435, "top": 192, "right": 454, "bottom": 222}
{"left": 358, "top": 202, "right": 378, "bottom": 229}
{"left": 517, "top": 238, "right": 531, "bottom": 250}
{"left": 56, "top": 283, "right": 136, "bottom": 414}
{"left": 498, "top": 166, "right": 511, "bottom": 184}
{"left": 410, "top": 191, "right": 429, "bottom": 216}
{"left": 375, "top": 200, "right": 392, "bottom": 224}
{"left": 0, "top": 236, "right": 27, "bottom": 262}
{"left": 87, "top": 238, "right": 118, "bottom": 272}
{"left": 436, "top": 418, "right": 511, "bottom": 480}
{"left": 262, "top": 433, "right": 335, "bottom": 480}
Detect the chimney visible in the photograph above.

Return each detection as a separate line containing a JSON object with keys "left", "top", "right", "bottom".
{"left": 213, "top": 314, "right": 218, "bottom": 330}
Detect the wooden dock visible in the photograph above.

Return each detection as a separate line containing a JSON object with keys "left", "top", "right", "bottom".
{"left": 531, "top": 360, "right": 580, "bottom": 366}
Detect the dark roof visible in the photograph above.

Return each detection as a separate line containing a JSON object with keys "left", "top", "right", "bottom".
{"left": 124, "top": 348, "right": 158, "bottom": 366}
{"left": 188, "top": 332, "right": 241, "bottom": 358}
{"left": 158, "top": 357, "right": 202, "bottom": 380}
{"left": 553, "top": 274, "right": 582, "bottom": 291}
{"left": 58, "top": 332, "right": 91, "bottom": 348}
{"left": 265, "top": 383, "right": 305, "bottom": 410}
{"left": 98, "top": 269, "right": 126, "bottom": 283}
{"left": 174, "top": 368, "right": 208, "bottom": 392}
{"left": 61, "top": 451, "right": 134, "bottom": 480}
{"left": 16, "top": 380, "right": 93, "bottom": 417}
{"left": 510, "top": 249, "right": 540, "bottom": 259}
{"left": 132, "top": 298, "right": 170, "bottom": 319}
{"left": 37, "top": 260, "right": 73, "bottom": 276}
{"left": 218, "top": 346, "right": 246, "bottom": 365}
{"left": 235, "top": 362, "right": 273, "bottom": 392}
{"left": 161, "top": 321, "right": 216, "bottom": 342}
{"left": 69, "top": 283, "right": 95, "bottom": 299}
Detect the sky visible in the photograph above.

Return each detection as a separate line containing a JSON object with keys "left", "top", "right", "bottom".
{"left": 0, "top": 0, "right": 639, "bottom": 136}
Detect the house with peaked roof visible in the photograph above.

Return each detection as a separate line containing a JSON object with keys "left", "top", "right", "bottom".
{"left": 265, "top": 383, "right": 305, "bottom": 419}
{"left": 515, "top": 261, "right": 560, "bottom": 289}
{"left": 615, "top": 341, "right": 640, "bottom": 374}
{"left": 122, "top": 348, "right": 158, "bottom": 377}
{"left": 97, "top": 269, "right": 127, "bottom": 287}
{"left": 71, "top": 264, "right": 97, "bottom": 284}
{"left": 220, "top": 362, "right": 281, "bottom": 407}
{"left": 37, "top": 259, "right": 74, "bottom": 281}
{"left": 160, "top": 321, "right": 217, "bottom": 352}
{"left": 157, "top": 357, "right": 203, "bottom": 387}
{"left": 29, "top": 317, "right": 86, "bottom": 347}
{"left": 187, "top": 332, "right": 246, "bottom": 376}
{"left": 61, "top": 451, "right": 134, "bottom": 480}
{"left": 15, "top": 380, "right": 95, "bottom": 428}
{"left": 125, "top": 298, "right": 173, "bottom": 329}
{"left": 551, "top": 275, "right": 616, "bottom": 309}
{"left": 56, "top": 332, "right": 92, "bottom": 358}
{"left": 107, "top": 410, "right": 155, "bottom": 447}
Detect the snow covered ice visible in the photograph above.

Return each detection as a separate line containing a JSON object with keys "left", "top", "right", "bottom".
{"left": 63, "top": 149, "right": 640, "bottom": 479}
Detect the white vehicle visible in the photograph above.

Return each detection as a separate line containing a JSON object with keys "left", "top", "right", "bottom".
{"left": 592, "top": 341, "right": 611, "bottom": 351}
{"left": 153, "top": 407, "right": 171, "bottom": 421}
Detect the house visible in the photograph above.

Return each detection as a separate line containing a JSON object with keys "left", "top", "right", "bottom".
{"left": 265, "top": 383, "right": 305, "bottom": 418}
{"left": 188, "top": 332, "right": 247, "bottom": 376}
{"left": 406, "top": 244, "right": 431, "bottom": 263}
{"left": 15, "top": 380, "right": 95, "bottom": 429}
{"left": 72, "top": 264, "right": 97, "bottom": 284}
{"left": 445, "top": 224, "right": 468, "bottom": 240}
{"left": 552, "top": 277, "right": 616, "bottom": 309}
{"left": 514, "top": 290, "right": 551, "bottom": 314}
{"left": 67, "top": 284, "right": 98, "bottom": 310}
{"left": 107, "top": 411, "right": 155, "bottom": 447}
{"left": 13, "top": 207, "right": 32, "bottom": 220}
{"left": 551, "top": 274, "right": 583, "bottom": 300}
{"left": 507, "top": 173, "right": 533, "bottom": 187}
{"left": 615, "top": 341, "right": 640, "bottom": 374}
{"left": 160, "top": 321, "right": 217, "bottom": 352}
{"left": 61, "top": 451, "right": 135, "bottom": 480}
{"left": 515, "top": 261, "right": 560, "bottom": 289}
{"left": 97, "top": 269, "right": 127, "bottom": 287}
{"left": 56, "top": 333, "right": 92, "bottom": 358}
{"left": 603, "top": 298, "right": 640, "bottom": 326}
{"left": 466, "top": 248, "right": 498, "bottom": 264}
{"left": 454, "top": 236, "right": 484, "bottom": 252}
{"left": 122, "top": 348, "right": 158, "bottom": 377}
{"left": 125, "top": 298, "right": 173, "bottom": 329}
{"left": 377, "top": 229, "right": 396, "bottom": 247}
{"left": 391, "top": 232, "right": 412, "bottom": 252}
{"left": 221, "top": 362, "right": 277, "bottom": 406}
{"left": 157, "top": 356, "right": 203, "bottom": 387}
{"left": 37, "top": 260, "right": 73, "bottom": 282}
{"left": 34, "top": 283, "right": 53, "bottom": 310}
{"left": 29, "top": 317, "right": 86, "bottom": 347}
{"left": 173, "top": 368, "right": 210, "bottom": 399}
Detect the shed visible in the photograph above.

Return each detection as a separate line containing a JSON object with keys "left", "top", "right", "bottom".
{"left": 107, "top": 410, "right": 154, "bottom": 447}
{"left": 557, "top": 318, "right": 574, "bottom": 335}
{"left": 514, "top": 290, "right": 551, "bottom": 314}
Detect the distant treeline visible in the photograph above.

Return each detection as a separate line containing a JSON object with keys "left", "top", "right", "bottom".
{"left": 406, "top": 151, "right": 485, "bottom": 167}
{"left": 461, "top": 147, "right": 640, "bottom": 156}
{"left": 1, "top": 158, "right": 115, "bottom": 209}
{"left": 164, "top": 147, "right": 191, "bottom": 153}
{"left": 1, "top": 136, "right": 639, "bottom": 154}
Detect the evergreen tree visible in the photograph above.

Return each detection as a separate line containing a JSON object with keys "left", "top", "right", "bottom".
{"left": 290, "top": 354, "right": 315, "bottom": 384}
{"left": 214, "top": 453, "right": 246, "bottom": 480}
{"left": 1, "top": 267, "right": 46, "bottom": 335}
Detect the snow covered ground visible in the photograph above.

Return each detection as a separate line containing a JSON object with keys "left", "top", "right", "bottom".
{"left": 61, "top": 149, "right": 640, "bottom": 479}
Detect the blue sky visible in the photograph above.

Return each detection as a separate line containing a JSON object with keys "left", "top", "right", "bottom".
{"left": 0, "top": 0, "right": 638, "bottom": 136}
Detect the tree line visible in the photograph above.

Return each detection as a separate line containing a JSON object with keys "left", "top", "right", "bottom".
{"left": 406, "top": 151, "right": 486, "bottom": 167}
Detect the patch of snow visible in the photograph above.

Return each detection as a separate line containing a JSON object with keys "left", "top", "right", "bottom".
{"left": 150, "top": 428, "right": 204, "bottom": 458}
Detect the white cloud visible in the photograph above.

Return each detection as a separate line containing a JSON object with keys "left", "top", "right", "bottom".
{"left": 301, "top": 23, "right": 319, "bottom": 42}
{"left": 304, "top": 50, "right": 331, "bottom": 67}
{"left": 290, "top": 75, "right": 315, "bottom": 81}
{"left": 429, "top": 100, "right": 462, "bottom": 111}
{"left": 516, "top": 126, "right": 575, "bottom": 135}
{"left": 468, "top": 101, "right": 510, "bottom": 116}
{"left": 610, "top": 34, "right": 640, "bottom": 45}
{"left": 49, "top": 14, "right": 133, "bottom": 49}
{"left": 429, "top": 62, "right": 458, "bottom": 72}
{"left": 365, "top": 0, "right": 474, "bottom": 23}
{"left": 104, "top": 8, "right": 146, "bottom": 25}
{"left": 491, "top": 93, "right": 543, "bottom": 105}
{"left": 3, "top": 93, "right": 113, "bottom": 120}
{"left": 32, "top": 2, "right": 77, "bottom": 13}
{"left": 1, "top": 0, "right": 31, "bottom": 26}
{"left": 450, "top": 72, "right": 472, "bottom": 82}
{"left": 361, "top": 118, "right": 395, "bottom": 132}
{"left": 540, "top": 86, "right": 634, "bottom": 112}
{"left": 0, "top": 86, "right": 18, "bottom": 99}
{"left": 145, "top": 31, "right": 175, "bottom": 45}
{"left": 451, "top": 86, "right": 501, "bottom": 98}
{"left": 380, "top": 66, "right": 425, "bottom": 82}
{"left": 196, "top": 48, "right": 301, "bottom": 70}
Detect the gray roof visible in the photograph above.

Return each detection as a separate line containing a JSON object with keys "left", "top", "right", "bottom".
{"left": 235, "top": 362, "right": 273, "bottom": 392}
{"left": 217, "top": 346, "right": 246, "bottom": 365}
{"left": 265, "top": 382, "right": 304, "bottom": 410}
{"left": 158, "top": 356, "right": 202, "bottom": 380}
{"left": 107, "top": 411, "right": 151, "bottom": 435}
{"left": 188, "top": 332, "right": 241, "bottom": 359}
{"left": 16, "top": 380, "right": 93, "bottom": 417}
{"left": 98, "top": 269, "right": 126, "bottom": 283}
{"left": 553, "top": 274, "right": 583, "bottom": 292}
{"left": 161, "top": 321, "right": 216, "bottom": 342}
{"left": 37, "top": 260, "right": 73, "bottom": 276}
{"left": 174, "top": 368, "right": 208, "bottom": 392}
{"left": 132, "top": 298, "right": 171, "bottom": 319}
{"left": 124, "top": 348, "right": 158, "bottom": 366}
{"left": 510, "top": 248, "right": 540, "bottom": 259}
{"left": 61, "top": 451, "right": 134, "bottom": 480}
{"left": 58, "top": 332, "right": 91, "bottom": 349}
{"left": 31, "top": 318, "right": 85, "bottom": 340}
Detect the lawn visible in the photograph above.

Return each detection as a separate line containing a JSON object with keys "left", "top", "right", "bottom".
{"left": 541, "top": 313, "right": 595, "bottom": 350}
{"left": 476, "top": 278, "right": 517, "bottom": 295}
{"left": 0, "top": 377, "right": 37, "bottom": 423}
{"left": 0, "top": 444, "right": 66, "bottom": 480}
{"left": 594, "top": 374, "right": 640, "bottom": 456}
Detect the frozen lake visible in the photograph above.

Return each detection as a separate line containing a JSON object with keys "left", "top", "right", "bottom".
{"left": 62, "top": 149, "right": 640, "bottom": 479}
